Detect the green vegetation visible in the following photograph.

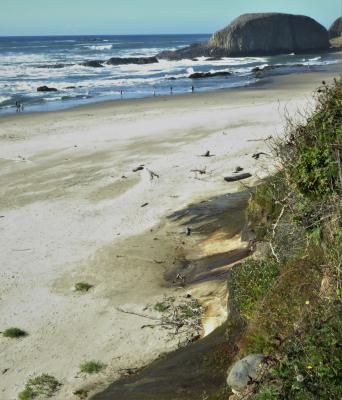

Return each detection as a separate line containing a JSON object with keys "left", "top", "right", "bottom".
{"left": 224, "top": 79, "right": 342, "bottom": 399}
{"left": 79, "top": 360, "right": 105, "bottom": 374}
{"left": 74, "top": 282, "right": 93, "bottom": 292}
{"left": 18, "top": 374, "right": 61, "bottom": 399}
{"left": 3, "top": 327, "right": 27, "bottom": 338}
{"left": 154, "top": 300, "right": 171, "bottom": 313}
{"left": 74, "top": 388, "right": 89, "bottom": 399}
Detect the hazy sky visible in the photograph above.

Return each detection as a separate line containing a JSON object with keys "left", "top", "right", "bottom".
{"left": 0, "top": 0, "right": 340, "bottom": 36}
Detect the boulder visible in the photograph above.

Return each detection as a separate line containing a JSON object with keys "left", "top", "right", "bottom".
{"left": 209, "top": 13, "right": 329, "bottom": 56}
{"left": 227, "top": 354, "right": 265, "bottom": 392}
{"left": 106, "top": 57, "right": 158, "bottom": 65}
{"left": 81, "top": 60, "right": 104, "bottom": 68}
{"left": 189, "top": 71, "right": 231, "bottom": 79}
{"left": 329, "top": 17, "right": 342, "bottom": 38}
{"left": 37, "top": 86, "right": 58, "bottom": 92}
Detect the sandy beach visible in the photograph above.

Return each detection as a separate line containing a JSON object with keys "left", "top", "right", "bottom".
{"left": 0, "top": 69, "right": 341, "bottom": 399}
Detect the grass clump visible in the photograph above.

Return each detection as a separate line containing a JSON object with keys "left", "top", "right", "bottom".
{"left": 18, "top": 374, "right": 61, "bottom": 399}
{"left": 154, "top": 301, "right": 171, "bottom": 313}
{"left": 3, "top": 327, "right": 27, "bottom": 338}
{"left": 74, "top": 282, "right": 93, "bottom": 292}
{"left": 80, "top": 360, "right": 105, "bottom": 374}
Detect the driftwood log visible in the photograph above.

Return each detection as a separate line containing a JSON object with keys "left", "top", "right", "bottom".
{"left": 224, "top": 173, "right": 252, "bottom": 182}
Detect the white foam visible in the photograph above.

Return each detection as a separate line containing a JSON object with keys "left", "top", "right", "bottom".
{"left": 83, "top": 44, "right": 113, "bottom": 51}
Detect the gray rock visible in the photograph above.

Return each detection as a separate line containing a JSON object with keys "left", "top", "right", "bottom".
{"left": 37, "top": 86, "right": 58, "bottom": 92}
{"left": 106, "top": 57, "right": 158, "bottom": 65}
{"left": 252, "top": 63, "right": 305, "bottom": 77}
{"left": 329, "top": 17, "right": 342, "bottom": 38}
{"left": 159, "top": 13, "right": 329, "bottom": 60}
{"left": 189, "top": 71, "right": 231, "bottom": 79}
{"left": 210, "top": 13, "right": 329, "bottom": 56}
{"left": 158, "top": 43, "right": 226, "bottom": 60}
{"left": 227, "top": 354, "right": 265, "bottom": 391}
{"left": 81, "top": 60, "right": 104, "bottom": 68}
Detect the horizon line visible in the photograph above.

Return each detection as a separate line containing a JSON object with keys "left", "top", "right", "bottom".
{"left": 0, "top": 32, "right": 211, "bottom": 38}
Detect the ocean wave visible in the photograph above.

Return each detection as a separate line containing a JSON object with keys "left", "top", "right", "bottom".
{"left": 83, "top": 44, "right": 113, "bottom": 51}
{"left": 0, "top": 95, "right": 11, "bottom": 104}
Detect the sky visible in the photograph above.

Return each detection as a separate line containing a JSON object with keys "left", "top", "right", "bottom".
{"left": 0, "top": 0, "right": 340, "bottom": 36}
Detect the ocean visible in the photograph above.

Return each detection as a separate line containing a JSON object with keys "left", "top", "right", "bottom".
{"left": 0, "top": 34, "right": 340, "bottom": 115}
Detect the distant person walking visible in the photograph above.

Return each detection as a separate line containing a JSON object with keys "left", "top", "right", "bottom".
{"left": 191, "top": 86, "right": 194, "bottom": 93}
{"left": 170, "top": 86, "right": 173, "bottom": 95}
{"left": 120, "top": 90, "right": 123, "bottom": 99}
{"left": 15, "top": 101, "right": 20, "bottom": 113}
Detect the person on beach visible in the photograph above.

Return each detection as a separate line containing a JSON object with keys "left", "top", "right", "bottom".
{"left": 120, "top": 90, "right": 123, "bottom": 99}
{"left": 170, "top": 86, "right": 173, "bottom": 95}
{"left": 191, "top": 86, "right": 194, "bottom": 93}
{"left": 16, "top": 102, "right": 20, "bottom": 112}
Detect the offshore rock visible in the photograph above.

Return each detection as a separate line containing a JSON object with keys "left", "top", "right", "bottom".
{"left": 158, "top": 13, "right": 329, "bottom": 60}
{"left": 37, "top": 86, "right": 58, "bottom": 92}
{"left": 329, "top": 17, "right": 342, "bottom": 38}
{"left": 106, "top": 57, "right": 158, "bottom": 65}
{"left": 189, "top": 71, "right": 232, "bottom": 79}
{"left": 81, "top": 60, "right": 104, "bottom": 68}
{"left": 209, "top": 13, "right": 329, "bottom": 56}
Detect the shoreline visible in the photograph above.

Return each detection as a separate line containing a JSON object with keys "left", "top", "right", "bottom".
{"left": 1, "top": 67, "right": 342, "bottom": 399}
{"left": 0, "top": 66, "right": 339, "bottom": 126}
{"left": 0, "top": 58, "right": 341, "bottom": 120}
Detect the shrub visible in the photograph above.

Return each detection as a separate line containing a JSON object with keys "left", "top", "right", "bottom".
{"left": 79, "top": 361, "right": 105, "bottom": 374}
{"left": 74, "top": 282, "right": 93, "bottom": 292}
{"left": 18, "top": 374, "right": 61, "bottom": 399}
{"left": 3, "top": 327, "right": 27, "bottom": 338}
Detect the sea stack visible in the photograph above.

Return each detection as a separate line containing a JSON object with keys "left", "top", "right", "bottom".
{"left": 209, "top": 13, "right": 330, "bottom": 56}
{"left": 158, "top": 13, "right": 330, "bottom": 60}
{"left": 329, "top": 17, "right": 342, "bottom": 38}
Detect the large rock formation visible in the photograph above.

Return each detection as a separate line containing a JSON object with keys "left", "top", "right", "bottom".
{"left": 329, "top": 17, "right": 342, "bottom": 38}
{"left": 210, "top": 13, "right": 329, "bottom": 55}
{"left": 158, "top": 13, "right": 329, "bottom": 60}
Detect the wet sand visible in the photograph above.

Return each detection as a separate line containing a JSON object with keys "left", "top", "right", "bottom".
{"left": 0, "top": 69, "right": 341, "bottom": 399}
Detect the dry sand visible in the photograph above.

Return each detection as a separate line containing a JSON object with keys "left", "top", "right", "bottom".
{"left": 0, "top": 70, "right": 341, "bottom": 399}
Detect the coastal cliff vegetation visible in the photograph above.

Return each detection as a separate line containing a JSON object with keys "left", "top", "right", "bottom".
{"left": 224, "top": 78, "right": 342, "bottom": 399}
